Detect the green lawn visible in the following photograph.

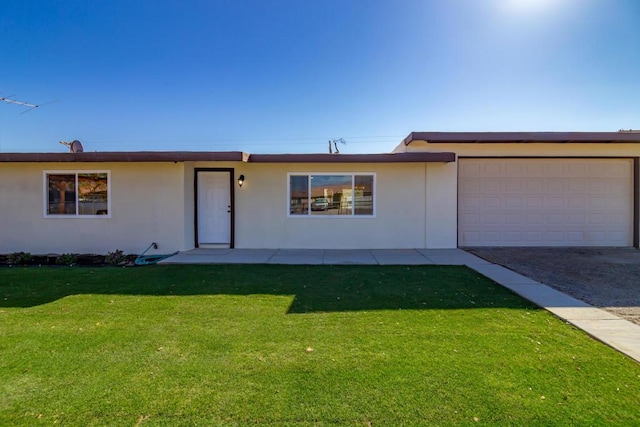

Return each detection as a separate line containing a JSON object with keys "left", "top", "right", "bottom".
{"left": 1, "top": 265, "right": 639, "bottom": 426}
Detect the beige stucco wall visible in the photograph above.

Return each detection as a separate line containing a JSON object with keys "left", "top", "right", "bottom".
{"left": 397, "top": 141, "right": 640, "bottom": 248}
{"left": 0, "top": 162, "right": 188, "bottom": 254}
{"left": 182, "top": 162, "right": 196, "bottom": 250}
{"left": 192, "top": 161, "right": 458, "bottom": 249}
{"left": 424, "top": 162, "right": 458, "bottom": 248}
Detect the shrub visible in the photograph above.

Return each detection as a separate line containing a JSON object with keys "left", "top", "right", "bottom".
{"left": 8, "top": 252, "right": 32, "bottom": 265}
{"left": 105, "top": 249, "right": 126, "bottom": 266}
{"left": 56, "top": 253, "right": 79, "bottom": 266}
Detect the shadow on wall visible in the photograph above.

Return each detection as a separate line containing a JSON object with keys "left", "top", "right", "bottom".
{"left": 0, "top": 264, "right": 538, "bottom": 312}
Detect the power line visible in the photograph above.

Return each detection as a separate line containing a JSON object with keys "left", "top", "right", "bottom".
{"left": 88, "top": 135, "right": 404, "bottom": 146}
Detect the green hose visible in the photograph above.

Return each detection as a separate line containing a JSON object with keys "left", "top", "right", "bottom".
{"left": 135, "top": 242, "right": 178, "bottom": 266}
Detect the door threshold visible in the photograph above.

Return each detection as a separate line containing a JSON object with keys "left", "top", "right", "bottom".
{"left": 198, "top": 243, "right": 231, "bottom": 249}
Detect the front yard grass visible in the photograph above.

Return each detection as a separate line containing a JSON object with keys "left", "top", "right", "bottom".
{"left": 1, "top": 265, "right": 639, "bottom": 425}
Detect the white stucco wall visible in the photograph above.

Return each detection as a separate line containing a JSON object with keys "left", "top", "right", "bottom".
{"left": 0, "top": 162, "right": 188, "bottom": 254}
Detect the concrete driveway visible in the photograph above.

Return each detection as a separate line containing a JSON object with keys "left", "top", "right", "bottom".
{"left": 467, "top": 247, "right": 640, "bottom": 325}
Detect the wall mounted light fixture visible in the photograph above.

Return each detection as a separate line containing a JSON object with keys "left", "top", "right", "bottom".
{"left": 238, "top": 174, "right": 245, "bottom": 188}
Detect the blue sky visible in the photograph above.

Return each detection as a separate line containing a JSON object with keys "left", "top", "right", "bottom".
{"left": 1, "top": 0, "right": 639, "bottom": 153}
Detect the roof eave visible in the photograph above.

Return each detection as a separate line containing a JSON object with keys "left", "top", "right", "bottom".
{"left": 403, "top": 132, "right": 640, "bottom": 145}
{"left": 0, "top": 151, "right": 455, "bottom": 163}
{"left": 0, "top": 151, "right": 249, "bottom": 163}
{"left": 247, "top": 152, "right": 456, "bottom": 163}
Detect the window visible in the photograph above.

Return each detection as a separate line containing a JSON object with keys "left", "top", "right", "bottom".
{"left": 288, "top": 173, "right": 374, "bottom": 217}
{"left": 45, "top": 172, "right": 110, "bottom": 216}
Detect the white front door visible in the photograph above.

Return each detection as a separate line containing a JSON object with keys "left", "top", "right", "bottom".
{"left": 198, "top": 171, "right": 231, "bottom": 245}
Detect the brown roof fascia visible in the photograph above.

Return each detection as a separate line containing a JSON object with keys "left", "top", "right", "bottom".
{"left": 403, "top": 132, "right": 640, "bottom": 145}
{"left": 0, "top": 151, "right": 455, "bottom": 163}
{"left": 0, "top": 151, "right": 248, "bottom": 163}
{"left": 247, "top": 152, "right": 455, "bottom": 163}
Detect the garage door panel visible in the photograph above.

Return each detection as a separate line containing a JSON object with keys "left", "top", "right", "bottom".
{"left": 485, "top": 197, "right": 501, "bottom": 208}
{"left": 459, "top": 158, "right": 633, "bottom": 247}
{"left": 504, "top": 213, "right": 523, "bottom": 225}
{"left": 566, "top": 163, "right": 588, "bottom": 176}
{"left": 504, "top": 181, "right": 523, "bottom": 192}
{"left": 505, "top": 197, "right": 523, "bottom": 208}
{"left": 588, "top": 197, "right": 608, "bottom": 208}
{"left": 546, "top": 213, "right": 564, "bottom": 224}
{"left": 566, "top": 213, "right": 586, "bottom": 225}
{"left": 525, "top": 198, "right": 543, "bottom": 208}
{"left": 546, "top": 180, "right": 565, "bottom": 192}
{"left": 612, "top": 166, "right": 631, "bottom": 177}
{"left": 526, "top": 181, "right": 544, "bottom": 192}
{"left": 567, "top": 197, "right": 586, "bottom": 208}
{"left": 545, "top": 197, "right": 564, "bottom": 208}
{"left": 568, "top": 179, "right": 587, "bottom": 191}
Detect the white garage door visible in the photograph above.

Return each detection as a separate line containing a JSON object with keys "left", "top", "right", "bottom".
{"left": 458, "top": 158, "right": 633, "bottom": 247}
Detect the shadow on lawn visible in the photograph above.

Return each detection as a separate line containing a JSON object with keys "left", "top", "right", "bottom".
{"left": 0, "top": 264, "right": 536, "bottom": 312}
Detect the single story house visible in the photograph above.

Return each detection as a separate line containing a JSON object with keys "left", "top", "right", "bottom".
{"left": 1, "top": 131, "right": 638, "bottom": 254}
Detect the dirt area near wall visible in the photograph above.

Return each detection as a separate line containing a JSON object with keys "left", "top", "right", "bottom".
{"left": 466, "top": 247, "right": 640, "bottom": 325}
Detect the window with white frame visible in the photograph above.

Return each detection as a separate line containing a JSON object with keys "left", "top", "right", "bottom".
{"left": 288, "top": 173, "right": 374, "bottom": 216}
{"left": 45, "top": 172, "right": 110, "bottom": 216}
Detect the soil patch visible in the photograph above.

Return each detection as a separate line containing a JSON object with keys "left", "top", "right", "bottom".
{"left": 467, "top": 247, "right": 640, "bottom": 325}
{"left": 0, "top": 253, "right": 137, "bottom": 267}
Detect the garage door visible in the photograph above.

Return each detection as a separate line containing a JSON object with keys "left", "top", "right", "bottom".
{"left": 458, "top": 158, "right": 633, "bottom": 247}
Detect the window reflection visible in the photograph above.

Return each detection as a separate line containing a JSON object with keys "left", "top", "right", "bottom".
{"left": 311, "top": 175, "right": 352, "bottom": 216}
{"left": 289, "top": 175, "right": 309, "bottom": 215}
{"left": 289, "top": 174, "right": 374, "bottom": 216}
{"left": 47, "top": 174, "right": 76, "bottom": 215}
{"left": 354, "top": 175, "right": 373, "bottom": 215}
{"left": 46, "top": 172, "right": 109, "bottom": 216}
{"left": 78, "top": 173, "right": 108, "bottom": 215}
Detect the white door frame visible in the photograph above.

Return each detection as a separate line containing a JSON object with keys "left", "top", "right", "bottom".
{"left": 195, "top": 168, "right": 234, "bottom": 248}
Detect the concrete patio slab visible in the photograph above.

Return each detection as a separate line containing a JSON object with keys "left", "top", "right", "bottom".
{"left": 159, "top": 249, "right": 277, "bottom": 264}
{"left": 158, "top": 253, "right": 227, "bottom": 264}
{"left": 417, "top": 249, "right": 491, "bottom": 266}
{"left": 181, "top": 248, "right": 234, "bottom": 256}
{"left": 370, "top": 249, "right": 433, "bottom": 265}
{"left": 268, "top": 249, "right": 325, "bottom": 265}
{"left": 321, "top": 250, "right": 378, "bottom": 265}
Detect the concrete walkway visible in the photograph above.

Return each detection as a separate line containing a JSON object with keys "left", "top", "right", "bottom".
{"left": 159, "top": 248, "right": 640, "bottom": 363}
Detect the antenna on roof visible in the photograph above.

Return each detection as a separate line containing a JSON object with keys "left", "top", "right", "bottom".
{"left": 328, "top": 138, "right": 347, "bottom": 154}
{"left": 618, "top": 129, "right": 640, "bottom": 133}
{"left": 0, "top": 95, "right": 41, "bottom": 114}
{"left": 60, "top": 140, "right": 84, "bottom": 153}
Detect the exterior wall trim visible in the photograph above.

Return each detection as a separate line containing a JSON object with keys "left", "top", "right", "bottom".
{"left": 634, "top": 158, "right": 639, "bottom": 248}
{"left": 403, "top": 131, "right": 640, "bottom": 146}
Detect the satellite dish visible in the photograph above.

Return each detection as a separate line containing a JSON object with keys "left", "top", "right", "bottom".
{"left": 60, "top": 140, "right": 84, "bottom": 153}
